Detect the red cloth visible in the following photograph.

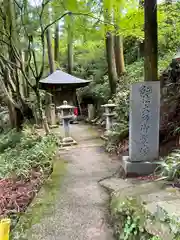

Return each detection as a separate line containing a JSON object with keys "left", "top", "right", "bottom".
{"left": 74, "top": 107, "right": 78, "bottom": 116}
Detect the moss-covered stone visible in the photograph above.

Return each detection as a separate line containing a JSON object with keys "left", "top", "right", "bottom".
{"left": 110, "top": 197, "right": 152, "bottom": 240}
{"left": 110, "top": 180, "right": 180, "bottom": 240}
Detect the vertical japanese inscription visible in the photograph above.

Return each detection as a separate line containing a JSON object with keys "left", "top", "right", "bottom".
{"left": 139, "top": 85, "right": 153, "bottom": 156}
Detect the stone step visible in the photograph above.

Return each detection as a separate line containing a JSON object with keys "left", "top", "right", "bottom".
{"left": 144, "top": 199, "right": 180, "bottom": 240}
{"left": 104, "top": 177, "right": 180, "bottom": 240}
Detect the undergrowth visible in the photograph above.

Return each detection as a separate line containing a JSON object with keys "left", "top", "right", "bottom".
{"left": 0, "top": 125, "right": 58, "bottom": 179}
{"left": 111, "top": 197, "right": 153, "bottom": 240}
{"left": 157, "top": 149, "right": 180, "bottom": 181}
{"left": 110, "top": 196, "right": 180, "bottom": 240}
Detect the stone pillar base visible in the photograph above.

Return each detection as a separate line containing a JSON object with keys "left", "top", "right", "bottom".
{"left": 100, "top": 135, "right": 108, "bottom": 141}
{"left": 104, "top": 130, "right": 112, "bottom": 137}
{"left": 49, "top": 124, "right": 59, "bottom": 129}
{"left": 100, "top": 130, "right": 113, "bottom": 141}
{"left": 122, "top": 156, "right": 158, "bottom": 177}
{"left": 61, "top": 137, "right": 77, "bottom": 147}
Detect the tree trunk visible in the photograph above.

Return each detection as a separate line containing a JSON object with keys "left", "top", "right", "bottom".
{"left": 144, "top": 0, "right": 158, "bottom": 82}
{"left": 5, "top": 0, "right": 25, "bottom": 130}
{"left": 67, "top": 14, "right": 73, "bottom": 74}
{"left": 114, "top": 34, "right": 125, "bottom": 77}
{"left": 36, "top": 90, "right": 50, "bottom": 134}
{"left": 138, "top": 0, "right": 144, "bottom": 59}
{"left": 14, "top": 107, "right": 23, "bottom": 132}
{"left": 6, "top": 0, "right": 19, "bottom": 90}
{"left": 67, "top": 42, "right": 73, "bottom": 74}
{"left": 54, "top": 23, "right": 59, "bottom": 63}
{"left": 24, "top": 50, "right": 29, "bottom": 97}
{"left": 105, "top": 32, "right": 117, "bottom": 95}
{"left": 7, "top": 100, "right": 16, "bottom": 128}
{"left": 19, "top": 50, "right": 27, "bottom": 98}
{"left": 46, "top": 29, "right": 55, "bottom": 74}
{"left": 46, "top": 28, "right": 54, "bottom": 114}
{"left": 45, "top": 28, "right": 54, "bottom": 127}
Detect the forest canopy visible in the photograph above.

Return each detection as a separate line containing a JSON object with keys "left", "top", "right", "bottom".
{"left": 0, "top": 0, "right": 179, "bottom": 132}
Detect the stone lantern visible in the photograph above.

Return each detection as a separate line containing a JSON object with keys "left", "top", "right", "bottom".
{"left": 56, "top": 100, "right": 77, "bottom": 146}
{"left": 101, "top": 100, "right": 117, "bottom": 137}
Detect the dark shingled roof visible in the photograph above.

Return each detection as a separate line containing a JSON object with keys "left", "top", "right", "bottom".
{"left": 39, "top": 70, "right": 90, "bottom": 88}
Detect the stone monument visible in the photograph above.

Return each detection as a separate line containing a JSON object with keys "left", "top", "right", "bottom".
{"left": 101, "top": 100, "right": 116, "bottom": 137}
{"left": 56, "top": 101, "right": 77, "bottom": 146}
{"left": 122, "top": 81, "right": 160, "bottom": 176}
{"left": 87, "top": 104, "right": 95, "bottom": 121}
{"left": 45, "top": 104, "right": 57, "bottom": 126}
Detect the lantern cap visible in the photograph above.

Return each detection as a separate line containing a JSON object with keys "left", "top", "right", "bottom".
{"left": 56, "top": 100, "right": 75, "bottom": 110}
{"left": 101, "top": 99, "right": 116, "bottom": 108}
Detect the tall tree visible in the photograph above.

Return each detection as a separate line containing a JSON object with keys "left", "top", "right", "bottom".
{"left": 114, "top": 34, "right": 125, "bottom": 77}
{"left": 104, "top": 0, "right": 117, "bottom": 95}
{"left": 137, "top": 0, "right": 144, "bottom": 59}
{"left": 46, "top": 28, "right": 55, "bottom": 73}
{"left": 67, "top": 13, "right": 73, "bottom": 74}
{"left": 54, "top": 23, "right": 59, "bottom": 63}
{"left": 105, "top": 32, "right": 117, "bottom": 95}
{"left": 2, "top": 0, "right": 26, "bottom": 131}
{"left": 24, "top": 50, "right": 29, "bottom": 97}
{"left": 113, "top": 0, "right": 126, "bottom": 77}
{"left": 144, "top": 0, "right": 158, "bottom": 81}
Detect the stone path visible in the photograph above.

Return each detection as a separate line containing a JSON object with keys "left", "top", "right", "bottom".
{"left": 29, "top": 124, "right": 120, "bottom": 240}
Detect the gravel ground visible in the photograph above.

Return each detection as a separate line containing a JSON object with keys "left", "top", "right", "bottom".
{"left": 29, "top": 124, "right": 120, "bottom": 240}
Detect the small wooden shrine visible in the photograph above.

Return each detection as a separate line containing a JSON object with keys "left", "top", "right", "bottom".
{"left": 39, "top": 70, "right": 90, "bottom": 106}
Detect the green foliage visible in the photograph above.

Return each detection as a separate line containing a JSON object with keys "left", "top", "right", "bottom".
{"left": 105, "top": 60, "right": 143, "bottom": 152}
{"left": 105, "top": 53, "right": 173, "bottom": 153}
{"left": 115, "top": 60, "right": 144, "bottom": 119}
{"left": 158, "top": 2, "right": 180, "bottom": 56}
{"left": 74, "top": 39, "right": 110, "bottom": 104}
{"left": 60, "top": 2, "right": 180, "bottom": 117}
{"left": 119, "top": 8, "right": 144, "bottom": 39}
{"left": 0, "top": 126, "right": 58, "bottom": 179}
{"left": 111, "top": 196, "right": 180, "bottom": 240}
{"left": 168, "top": 216, "right": 180, "bottom": 239}
{"left": 158, "top": 52, "right": 175, "bottom": 74}
{"left": 0, "top": 130, "right": 23, "bottom": 153}
{"left": 111, "top": 197, "right": 152, "bottom": 240}
{"left": 157, "top": 150, "right": 180, "bottom": 180}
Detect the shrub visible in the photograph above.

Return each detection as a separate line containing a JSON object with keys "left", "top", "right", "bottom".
{"left": 111, "top": 197, "right": 153, "bottom": 240}
{"left": 157, "top": 150, "right": 180, "bottom": 180}
{"left": 0, "top": 126, "right": 58, "bottom": 179}
{"left": 0, "top": 129, "right": 23, "bottom": 153}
